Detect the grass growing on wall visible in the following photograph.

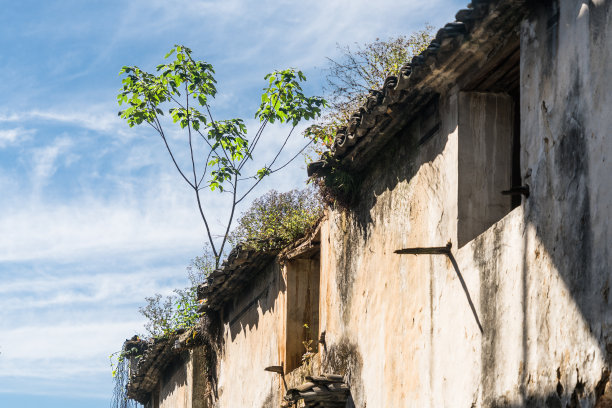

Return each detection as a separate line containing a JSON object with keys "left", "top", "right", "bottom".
{"left": 229, "top": 188, "right": 323, "bottom": 251}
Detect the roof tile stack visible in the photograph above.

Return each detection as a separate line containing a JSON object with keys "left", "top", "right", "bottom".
{"left": 284, "top": 374, "right": 350, "bottom": 408}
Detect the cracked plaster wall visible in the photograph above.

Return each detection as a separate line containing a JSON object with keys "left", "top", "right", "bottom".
{"left": 174, "top": 2, "right": 612, "bottom": 407}
{"left": 318, "top": 1, "right": 612, "bottom": 407}
{"left": 158, "top": 352, "right": 193, "bottom": 408}
{"left": 214, "top": 262, "right": 285, "bottom": 408}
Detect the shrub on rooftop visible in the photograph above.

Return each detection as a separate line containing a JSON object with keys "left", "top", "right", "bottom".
{"left": 229, "top": 188, "right": 323, "bottom": 251}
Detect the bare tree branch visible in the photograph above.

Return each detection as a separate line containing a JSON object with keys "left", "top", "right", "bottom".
{"left": 186, "top": 81, "right": 219, "bottom": 260}
{"left": 151, "top": 111, "right": 195, "bottom": 189}
{"left": 236, "top": 126, "right": 296, "bottom": 205}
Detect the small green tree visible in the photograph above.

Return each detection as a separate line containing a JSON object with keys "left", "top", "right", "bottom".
{"left": 229, "top": 188, "right": 323, "bottom": 251}
{"left": 308, "top": 29, "right": 434, "bottom": 154}
{"left": 139, "top": 249, "right": 214, "bottom": 337}
{"left": 118, "top": 45, "right": 325, "bottom": 267}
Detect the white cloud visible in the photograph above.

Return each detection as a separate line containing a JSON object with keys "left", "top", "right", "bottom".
{"left": 0, "top": 321, "right": 143, "bottom": 380}
{"left": 0, "top": 106, "right": 135, "bottom": 139}
{"left": 0, "top": 127, "right": 35, "bottom": 148}
{"left": 0, "top": 267, "right": 186, "bottom": 310}
{"left": 0, "top": 253, "right": 192, "bottom": 390}
{"left": 107, "top": 0, "right": 463, "bottom": 91}
{"left": 30, "top": 137, "right": 73, "bottom": 187}
{"left": 0, "top": 322, "right": 140, "bottom": 364}
{"left": 0, "top": 116, "right": 312, "bottom": 264}
{"left": 0, "top": 195, "right": 204, "bottom": 263}
{"left": 0, "top": 128, "right": 18, "bottom": 145}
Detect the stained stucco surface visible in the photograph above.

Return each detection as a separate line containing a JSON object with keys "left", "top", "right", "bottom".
{"left": 160, "top": 2, "right": 612, "bottom": 408}
{"left": 315, "top": 2, "right": 612, "bottom": 407}
{"left": 215, "top": 262, "right": 285, "bottom": 408}
{"left": 158, "top": 352, "right": 193, "bottom": 408}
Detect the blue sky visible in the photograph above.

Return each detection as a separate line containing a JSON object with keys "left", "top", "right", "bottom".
{"left": 0, "top": 1, "right": 464, "bottom": 407}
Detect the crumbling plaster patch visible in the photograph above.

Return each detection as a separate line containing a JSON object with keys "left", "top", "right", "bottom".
{"left": 215, "top": 262, "right": 285, "bottom": 408}
{"left": 159, "top": 352, "right": 193, "bottom": 408}
{"left": 317, "top": 3, "right": 612, "bottom": 407}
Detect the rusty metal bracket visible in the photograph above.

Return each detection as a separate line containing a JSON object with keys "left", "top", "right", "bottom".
{"left": 394, "top": 243, "right": 452, "bottom": 255}
{"left": 501, "top": 185, "right": 530, "bottom": 198}
{"left": 394, "top": 242, "right": 483, "bottom": 334}
{"left": 264, "top": 364, "right": 288, "bottom": 391}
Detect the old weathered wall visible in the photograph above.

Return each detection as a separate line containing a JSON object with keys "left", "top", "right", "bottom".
{"left": 320, "top": 89, "right": 463, "bottom": 407}
{"left": 518, "top": 0, "right": 612, "bottom": 405}
{"left": 158, "top": 351, "right": 193, "bottom": 408}
{"left": 153, "top": 348, "right": 209, "bottom": 408}
{"left": 192, "top": 347, "right": 210, "bottom": 408}
{"left": 319, "top": 1, "right": 612, "bottom": 407}
{"left": 215, "top": 262, "right": 286, "bottom": 408}
{"left": 285, "top": 257, "right": 320, "bottom": 373}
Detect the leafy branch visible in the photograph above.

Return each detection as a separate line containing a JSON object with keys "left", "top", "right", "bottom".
{"left": 118, "top": 45, "right": 326, "bottom": 267}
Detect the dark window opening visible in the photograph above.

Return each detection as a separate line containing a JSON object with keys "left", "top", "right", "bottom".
{"left": 458, "top": 40, "right": 521, "bottom": 247}
{"left": 510, "top": 87, "right": 521, "bottom": 209}
{"left": 285, "top": 248, "right": 320, "bottom": 373}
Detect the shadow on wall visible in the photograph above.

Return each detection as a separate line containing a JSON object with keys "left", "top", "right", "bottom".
{"left": 321, "top": 337, "right": 364, "bottom": 405}
{"left": 159, "top": 351, "right": 190, "bottom": 403}
{"left": 342, "top": 3, "right": 612, "bottom": 406}
{"left": 352, "top": 100, "right": 447, "bottom": 241}
{"left": 333, "top": 99, "right": 449, "bottom": 325}
{"left": 473, "top": 4, "right": 612, "bottom": 405}
{"left": 227, "top": 262, "right": 286, "bottom": 342}
{"left": 260, "top": 389, "right": 275, "bottom": 408}
{"left": 481, "top": 367, "right": 611, "bottom": 408}
{"left": 520, "top": 1, "right": 612, "bottom": 399}
{"left": 192, "top": 327, "right": 221, "bottom": 406}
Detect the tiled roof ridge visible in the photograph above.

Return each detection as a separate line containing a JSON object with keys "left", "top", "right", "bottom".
{"left": 197, "top": 216, "right": 325, "bottom": 313}
{"left": 307, "top": 0, "right": 527, "bottom": 176}
{"left": 125, "top": 328, "right": 202, "bottom": 404}
{"left": 196, "top": 243, "right": 281, "bottom": 312}
{"left": 126, "top": 333, "right": 179, "bottom": 404}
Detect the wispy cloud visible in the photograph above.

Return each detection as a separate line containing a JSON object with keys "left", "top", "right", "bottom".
{"left": 0, "top": 322, "right": 142, "bottom": 368}
{"left": 0, "top": 121, "right": 306, "bottom": 264}
{"left": 0, "top": 106, "right": 134, "bottom": 139}
{"left": 0, "top": 127, "right": 35, "bottom": 148}
{"left": 30, "top": 137, "right": 74, "bottom": 188}
{"left": 0, "top": 194, "right": 204, "bottom": 263}
{"left": 0, "top": 250, "right": 193, "bottom": 393}
{"left": 0, "top": 267, "right": 186, "bottom": 310}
